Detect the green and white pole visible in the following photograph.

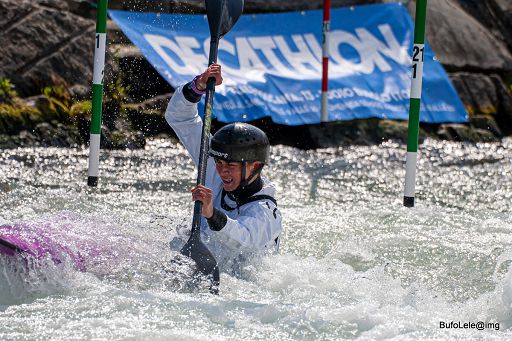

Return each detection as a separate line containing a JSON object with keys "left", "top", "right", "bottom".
{"left": 87, "top": 0, "right": 108, "bottom": 187}
{"left": 404, "top": 0, "right": 427, "bottom": 207}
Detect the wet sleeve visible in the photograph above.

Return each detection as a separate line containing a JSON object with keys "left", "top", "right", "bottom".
{"left": 164, "top": 85, "right": 220, "bottom": 189}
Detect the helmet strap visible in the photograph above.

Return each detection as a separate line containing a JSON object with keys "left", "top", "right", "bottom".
{"left": 238, "top": 162, "right": 264, "bottom": 190}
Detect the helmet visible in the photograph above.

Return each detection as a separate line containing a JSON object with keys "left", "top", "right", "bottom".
{"left": 209, "top": 123, "right": 269, "bottom": 164}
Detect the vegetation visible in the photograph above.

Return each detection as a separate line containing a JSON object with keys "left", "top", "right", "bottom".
{"left": 0, "top": 50, "right": 133, "bottom": 142}
{"left": 0, "top": 100, "right": 42, "bottom": 135}
{"left": 0, "top": 78, "right": 17, "bottom": 103}
{"left": 42, "top": 84, "right": 72, "bottom": 118}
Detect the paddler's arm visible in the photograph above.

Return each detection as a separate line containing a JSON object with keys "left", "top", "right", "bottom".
{"left": 164, "top": 64, "right": 223, "bottom": 180}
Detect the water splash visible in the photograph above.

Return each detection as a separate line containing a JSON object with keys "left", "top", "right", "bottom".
{"left": 1, "top": 138, "right": 512, "bottom": 339}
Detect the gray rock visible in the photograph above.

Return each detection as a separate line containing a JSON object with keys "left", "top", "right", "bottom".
{"left": 111, "top": 130, "right": 146, "bottom": 149}
{"left": 490, "top": 74, "right": 512, "bottom": 134}
{"left": 35, "top": 0, "right": 70, "bottom": 11}
{"left": 0, "top": 0, "right": 95, "bottom": 96}
{"left": 419, "top": 0, "right": 512, "bottom": 72}
{"left": 470, "top": 115, "right": 502, "bottom": 137}
{"left": 449, "top": 73, "right": 499, "bottom": 117}
{"left": 69, "top": 84, "right": 91, "bottom": 101}
{"left": 437, "top": 123, "right": 500, "bottom": 142}
{"left": 449, "top": 73, "right": 512, "bottom": 135}
{"left": 124, "top": 94, "right": 174, "bottom": 136}
{"left": 453, "top": 0, "right": 512, "bottom": 53}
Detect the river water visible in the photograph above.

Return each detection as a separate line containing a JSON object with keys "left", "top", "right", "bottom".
{"left": 0, "top": 137, "right": 511, "bottom": 340}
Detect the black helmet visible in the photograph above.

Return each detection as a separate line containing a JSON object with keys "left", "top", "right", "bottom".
{"left": 209, "top": 123, "right": 269, "bottom": 164}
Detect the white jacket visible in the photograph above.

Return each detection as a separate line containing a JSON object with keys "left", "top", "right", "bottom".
{"left": 165, "top": 85, "right": 282, "bottom": 270}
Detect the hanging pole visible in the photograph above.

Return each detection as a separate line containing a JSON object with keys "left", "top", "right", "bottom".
{"left": 320, "top": 0, "right": 331, "bottom": 123}
{"left": 403, "top": 0, "right": 427, "bottom": 207}
{"left": 87, "top": 0, "right": 108, "bottom": 187}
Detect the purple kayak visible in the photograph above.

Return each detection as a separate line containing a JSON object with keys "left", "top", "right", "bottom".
{"left": 0, "top": 221, "right": 120, "bottom": 272}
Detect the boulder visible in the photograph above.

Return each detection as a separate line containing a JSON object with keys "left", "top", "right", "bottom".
{"left": 112, "top": 44, "right": 174, "bottom": 102}
{"left": 490, "top": 74, "right": 512, "bottom": 134}
{"left": 453, "top": 0, "right": 512, "bottom": 53}
{"left": 449, "top": 73, "right": 499, "bottom": 117}
{"left": 307, "top": 119, "right": 418, "bottom": 147}
{"left": 436, "top": 123, "right": 499, "bottom": 142}
{"left": 449, "top": 72, "right": 512, "bottom": 134}
{"left": 0, "top": 0, "right": 95, "bottom": 96}
{"left": 33, "top": 121, "right": 81, "bottom": 147}
{"left": 415, "top": 0, "right": 512, "bottom": 72}
{"left": 124, "top": 93, "right": 174, "bottom": 136}
{"left": 470, "top": 115, "right": 502, "bottom": 137}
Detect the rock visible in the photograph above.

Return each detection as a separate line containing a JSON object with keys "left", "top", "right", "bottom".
{"left": 449, "top": 72, "right": 512, "bottom": 135}
{"left": 69, "top": 84, "right": 91, "bottom": 101}
{"left": 489, "top": 74, "right": 512, "bottom": 134}
{"left": 436, "top": 123, "right": 500, "bottom": 142}
{"left": 1, "top": 0, "right": 511, "bottom": 149}
{"left": 0, "top": 0, "right": 95, "bottom": 96}
{"left": 306, "top": 119, "right": 414, "bottom": 147}
{"left": 0, "top": 134, "right": 21, "bottom": 149}
{"left": 453, "top": 0, "right": 512, "bottom": 53}
{"left": 124, "top": 94, "right": 173, "bottom": 136}
{"left": 35, "top": 0, "right": 69, "bottom": 10}
{"left": 419, "top": 0, "right": 512, "bottom": 72}
{"left": 110, "top": 130, "right": 146, "bottom": 149}
{"left": 34, "top": 122, "right": 65, "bottom": 147}
{"left": 107, "top": 19, "right": 132, "bottom": 45}
{"left": 25, "top": 95, "right": 53, "bottom": 115}
{"left": 449, "top": 73, "right": 499, "bottom": 116}
{"left": 0, "top": 180, "right": 12, "bottom": 192}
{"left": 111, "top": 44, "right": 174, "bottom": 102}
{"left": 470, "top": 115, "right": 502, "bottom": 137}
{"left": 137, "top": 93, "right": 172, "bottom": 111}
{"left": 375, "top": 120, "right": 411, "bottom": 143}
{"left": 18, "top": 130, "right": 39, "bottom": 145}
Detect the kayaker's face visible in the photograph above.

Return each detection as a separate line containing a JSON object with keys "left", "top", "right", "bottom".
{"left": 214, "top": 159, "right": 259, "bottom": 192}
{"left": 215, "top": 159, "right": 242, "bottom": 192}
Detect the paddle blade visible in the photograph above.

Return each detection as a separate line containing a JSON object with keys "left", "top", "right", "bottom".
{"left": 180, "top": 236, "right": 220, "bottom": 294}
{"left": 206, "top": 0, "right": 244, "bottom": 38}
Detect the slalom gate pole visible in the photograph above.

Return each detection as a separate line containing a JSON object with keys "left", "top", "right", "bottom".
{"left": 87, "top": 0, "right": 108, "bottom": 187}
{"left": 403, "top": 0, "right": 427, "bottom": 207}
{"left": 320, "top": 0, "right": 331, "bottom": 123}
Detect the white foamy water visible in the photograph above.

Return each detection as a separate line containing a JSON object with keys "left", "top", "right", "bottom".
{"left": 0, "top": 138, "right": 511, "bottom": 340}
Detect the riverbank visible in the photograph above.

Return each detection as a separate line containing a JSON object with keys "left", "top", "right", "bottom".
{"left": 0, "top": 93, "right": 503, "bottom": 150}
{"left": 0, "top": 82, "right": 504, "bottom": 150}
{"left": 0, "top": 0, "right": 511, "bottom": 149}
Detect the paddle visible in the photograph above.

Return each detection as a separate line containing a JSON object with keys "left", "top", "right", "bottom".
{"left": 180, "top": 0, "right": 244, "bottom": 294}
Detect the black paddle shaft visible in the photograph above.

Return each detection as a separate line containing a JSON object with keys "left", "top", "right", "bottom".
{"left": 190, "top": 40, "right": 219, "bottom": 236}
{"left": 180, "top": 0, "right": 244, "bottom": 293}
{"left": 181, "top": 40, "right": 220, "bottom": 293}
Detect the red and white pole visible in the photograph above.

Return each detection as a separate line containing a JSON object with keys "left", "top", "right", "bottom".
{"left": 321, "top": 0, "right": 331, "bottom": 123}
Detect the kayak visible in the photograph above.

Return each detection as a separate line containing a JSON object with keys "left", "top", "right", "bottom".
{"left": 0, "top": 223, "right": 102, "bottom": 272}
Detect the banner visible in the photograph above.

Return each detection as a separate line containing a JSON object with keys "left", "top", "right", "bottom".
{"left": 109, "top": 4, "right": 468, "bottom": 125}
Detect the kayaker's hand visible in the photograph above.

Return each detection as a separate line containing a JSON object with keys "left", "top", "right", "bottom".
{"left": 191, "top": 185, "right": 214, "bottom": 219}
{"left": 195, "top": 63, "right": 223, "bottom": 91}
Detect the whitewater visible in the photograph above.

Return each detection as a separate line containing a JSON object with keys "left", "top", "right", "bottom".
{"left": 0, "top": 137, "right": 511, "bottom": 340}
